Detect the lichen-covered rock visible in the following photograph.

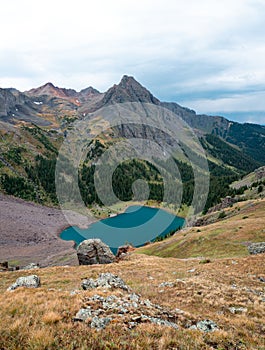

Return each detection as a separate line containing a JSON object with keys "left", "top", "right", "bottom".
{"left": 74, "top": 292, "right": 179, "bottom": 330}
{"left": 7, "top": 275, "right": 40, "bottom": 291}
{"left": 73, "top": 308, "right": 93, "bottom": 321}
{"left": 248, "top": 242, "right": 265, "bottom": 255}
{"left": 91, "top": 316, "right": 112, "bottom": 330}
{"left": 190, "top": 319, "right": 218, "bottom": 332}
{"left": 140, "top": 315, "right": 178, "bottom": 329}
{"left": 77, "top": 239, "right": 115, "bottom": 265}
{"left": 82, "top": 273, "right": 130, "bottom": 291}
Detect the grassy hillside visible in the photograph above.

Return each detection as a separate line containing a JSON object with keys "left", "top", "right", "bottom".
{"left": 137, "top": 199, "right": 265, "bottom": 259}
{"left": 0, "top": 253, "right": 264, "bottom": 349}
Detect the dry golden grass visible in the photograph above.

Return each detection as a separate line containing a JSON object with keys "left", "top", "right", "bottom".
{"left": 0, "top": 252, "right": 264, "bottom": 349}
{"left": 137, "top": 199, "right": 265, "bottom": 259}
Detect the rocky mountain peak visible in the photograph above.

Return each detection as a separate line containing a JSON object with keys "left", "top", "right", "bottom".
{"left": 98, "top": 75, "right": 160, "bottom": 106}
{"left": 119, "top": 75, "right": 140, "bottom": 87}
{"left": 79, "top": 86, "right": 100, "bottom": 96}
{"left": 27, "top": 82, "right": 60, "bottom": 97}
{"left": 26, "top": 82, "right": 78, "bottom": 99}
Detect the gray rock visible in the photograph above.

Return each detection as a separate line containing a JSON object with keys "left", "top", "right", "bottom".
{"left": 194, "top": 319, "right": 218, "bottom": 332}
{"left": 7, "top": 275, "right": 40, "bottom": 291}
{"left": 258, "top": 276, "right": 265, "bottom": 283}
{"left": 73, "top": 291, "right": 183, "bottom": 331}
{"left": 159, "top": 282, "right": 175, "bottom": 288}
{"left": 228, "top": 307, "right": 247, "bottom": 314}
{"left": 22, "top": 263, "right": 40, "bottom": 270}
{"left": 141, "top": 315, "right": 178, "bottom": 329}
{"left": 89, "top": 294, "right": 105, "bottom": 302}
{"left": 128, "top": 293, "right": 140, "bottom": 302}
{"left": 74, "top": 308, "right": 93, "bottom": 321}
{"left": 106, "top": 295, "right": 118, "bottom": 303}
{"left": 248, "top": 242, "right": 265, "bottom": 255}
{"left": 70, "top": 290, "right": 80, "bottom": 296}
{"left": 174, "top": 308, "right": 185, "bottom": 314}
{"left": 81, "top": 278, "right": 97, "bottom": 290}
{"left": 189, "top": 325, "right": 198, "bottom": 330}
{"left": 77, "top": 239, "right": 115, "bottom": 265}
{"left": 143, "top": 299, "right": 152, "bottom": 308}
{"left": 188, "top": 268, "right": 196, "bottom": 273}
{"left": 82, "top": 273, "right": 130, "bottom": 291}
{"left": 91, "top": 316, "right": 112, "bottom": 330}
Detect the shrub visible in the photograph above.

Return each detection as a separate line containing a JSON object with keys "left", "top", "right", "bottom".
{"left": 218, "top": 211, "right": 226, "bottom": 219}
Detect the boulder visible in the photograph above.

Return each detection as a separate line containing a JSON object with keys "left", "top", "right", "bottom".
{"left": 116, "top": 245, "right": 135, "bottom": 259}
{"left": 7, "top": 275, "right": 40, "bottom": 291}
{"left": 77, "top": 239, "right": 115, "bottom": 265}
{"left": 248, "top": 242, "right": 265, "bottom": 255}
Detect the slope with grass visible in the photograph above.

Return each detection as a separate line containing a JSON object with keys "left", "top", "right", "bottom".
{"left": 0, "top": 253, "right": 264, "bottom": 349}
{"left": 137, "top": 199, "right": 265, "bottom": 259}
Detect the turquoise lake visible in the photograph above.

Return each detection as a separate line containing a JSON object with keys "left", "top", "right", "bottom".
{"left": 60, "top": 205, "right": 185, "bottom": 253}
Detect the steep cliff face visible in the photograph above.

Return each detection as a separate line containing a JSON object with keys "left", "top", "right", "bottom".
{"left": 161, "top": 101, "right": 230, "bottom": 136}
{"left": 0, "top": 88, "right": 17, "bottom": 117}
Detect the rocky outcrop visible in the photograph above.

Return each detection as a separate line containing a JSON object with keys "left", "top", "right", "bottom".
{"left": 75, "top": 272, "right": 219, "bottom": 332}
{"left": 74, "top": 273, "right": 183, "bottom": 330}
{"left": 77, "top": 239, "right": 115, "bottom": 265}
{"left": 82, "top": 273, "right": 130, "bottom": 291}
{"left": 116, "top": 245, "right": 135, "bottom": 259}
{"left": 248, "top": 242, "right": 265, "bottom": 255}
{"left": 207, "top": 196, "right": 237, "bottom": 214}
{"left": 7, "top": 275, "right": 40, "bottom": 291}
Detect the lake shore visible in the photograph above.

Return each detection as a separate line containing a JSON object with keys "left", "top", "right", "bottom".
{"left": 60, "top": 204, "right": 185, "bottom": 251}
{"left": 0, "top": 194, "right": 186, "bottom": 267}
{"left": 0, "top": 194, "right": 94, "bottom": 267}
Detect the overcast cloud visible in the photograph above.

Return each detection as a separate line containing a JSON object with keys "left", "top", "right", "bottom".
{"left": 0, "top": 0, "right": 265, "bottom": 123}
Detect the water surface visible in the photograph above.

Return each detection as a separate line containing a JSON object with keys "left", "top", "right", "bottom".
{"left": 60, "top": 205, "right": 185, "bottom": 253}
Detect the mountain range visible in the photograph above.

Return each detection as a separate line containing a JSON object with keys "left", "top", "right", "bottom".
{"left": 0, "top": 75, "right": 265, "bottom": 210}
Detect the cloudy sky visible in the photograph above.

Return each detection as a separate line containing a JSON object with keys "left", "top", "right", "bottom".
{"left": 1, "top": 0, "right": 265, "bottom": 124}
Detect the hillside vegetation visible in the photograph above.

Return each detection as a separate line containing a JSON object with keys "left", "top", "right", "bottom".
{"left": 137, "top": 199, "right": 265, "bottom": 259}
{"left": 0, "top": 252, "right": 264, "bottom": 349}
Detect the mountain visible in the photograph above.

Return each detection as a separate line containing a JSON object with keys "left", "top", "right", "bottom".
{"left": 27, "top": 82, "right": 78, "bottom": 99}
{"left": 0, "top": 75, "right": 265, "bottom": 210}
{"left": 98, "top": 75, "right": 160, "bottom": 105}
{"left": 27, "top": 82, "right": 100, "bottom": 102}
{"left": 1, "top": 76, "right": 265, "bottom": 350}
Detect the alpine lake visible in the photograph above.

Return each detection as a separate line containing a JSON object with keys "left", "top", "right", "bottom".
{"left": 60, "top": 205, "right": 185, "bottom": 254}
